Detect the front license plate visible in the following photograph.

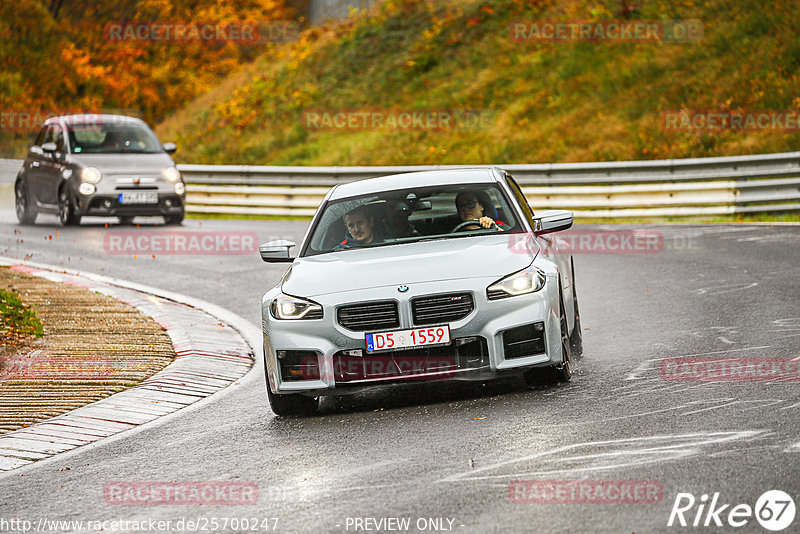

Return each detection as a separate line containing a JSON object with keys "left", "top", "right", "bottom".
{"left": 119, "top": 192, "right": 159, "bottom": 204}
{"left": 366, "top": 325, "right": 451, "bottom": 353}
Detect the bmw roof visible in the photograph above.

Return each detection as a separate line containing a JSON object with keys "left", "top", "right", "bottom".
{"left": 328, "top": 167, "right": 505, "bottom": 200}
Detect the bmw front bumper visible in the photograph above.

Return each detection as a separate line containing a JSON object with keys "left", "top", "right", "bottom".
{"left": 262, "top": 273, "right": 565, "bottom": 396}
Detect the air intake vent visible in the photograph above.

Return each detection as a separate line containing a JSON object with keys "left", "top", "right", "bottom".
{"left": 412, "top": 293, "right": 474, "bottom": 326}
{"left": 502, "top": 322, "right": 546, "bottom": 359}
{"left": 337, "top": 301, "right": 399, "bottom": 331}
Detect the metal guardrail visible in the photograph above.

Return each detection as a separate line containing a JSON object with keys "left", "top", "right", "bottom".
{"left": 179, "top": 152, "right": 800, "bottom": 218}
{"left": 3, "top": 153, "right": 799, "bottom": 218}
{"left": 0, "top": 159, "right": 22, "bottom": 185}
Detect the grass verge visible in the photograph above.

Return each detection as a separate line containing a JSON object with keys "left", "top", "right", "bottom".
{"left": 0, "top": 288, "right": 44, "bottom": 344}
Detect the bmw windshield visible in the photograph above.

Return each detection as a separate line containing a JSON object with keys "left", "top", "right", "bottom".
{"left": 303, "top": 183, "right": 522, "bottom": 257}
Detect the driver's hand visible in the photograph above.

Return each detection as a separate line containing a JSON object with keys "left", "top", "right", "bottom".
{"left": 479, "top": 216, "right": 495, "bottom": 228}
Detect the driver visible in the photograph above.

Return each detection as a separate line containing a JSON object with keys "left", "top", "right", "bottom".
{"left": 334, "top": 205, "right": 382, "bottom": 250}
{"left": 455, "top": 190, "right": 506, "bottom": 231}
{"left": 100, "top": 130, "right": 122, "bottom": 150}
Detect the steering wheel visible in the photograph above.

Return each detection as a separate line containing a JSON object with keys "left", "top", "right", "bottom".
{"left": 452, "top": 219, "right": 500, "bottom": 232}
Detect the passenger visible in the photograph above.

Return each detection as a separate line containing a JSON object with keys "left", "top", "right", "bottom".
{"left": 454, "top": 190, "right": 507, "bottom": 231}
{"left": 334, "top": 205, "right": 381, "bottom": 250}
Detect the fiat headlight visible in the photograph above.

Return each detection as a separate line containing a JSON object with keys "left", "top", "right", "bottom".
{"left": 81, "top": 167, "right": 102, "bottom": 183}
{"left": 78, "top": 182, "right": 96, "bottom": 195}
{"left": 487, "top": 265, "right": 546, "bottom": 300}
{"left": 270, "top": 294, "right": 323, "bottom": 320}
{"left": 162, "top": 167, "right": 181, "bottom": 182}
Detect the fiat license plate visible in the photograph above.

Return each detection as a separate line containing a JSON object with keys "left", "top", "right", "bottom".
{"left": 119, "top": 192, "right": 158, "bottom": 204}
{"left": 366, "top": 325, "right": 451, "bottom": 353}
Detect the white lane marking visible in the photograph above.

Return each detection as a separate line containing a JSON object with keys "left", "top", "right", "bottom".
{"left": 610, "top": 381, "right": 652, "bottom": 391}
{"left": 680, "top": 346, "right": 771, "bottom": 358}
{"left": 785, "top": 443, "right": 800, "bottom": 452}
{"left": 718, "top": 336, "right": 735, "bottom": 344}
{"left": 624, "top": 359, "right": 662, "bottom": 380}
{"left": 613, "top": 384, "right": 714, "bottom": 400}
{"left": 693, "top": 282, "right": 758, "bottom": 295}
{"left": 739, "top": 399, "right": 787, "bottom": 411}
{"left": 780, "top": 401, "right": 800, "bottom": 410}
{"left": 710, "top": 444, "right": 784, "bottom": 458}
{"left": 681, "top": 400, "right": 740, "bottom": 416}
{"left": 439, "top": 431, "right": 768, "bottom": 482}
{"left": 679, "top": 399, "right": 785, "bottom": 416}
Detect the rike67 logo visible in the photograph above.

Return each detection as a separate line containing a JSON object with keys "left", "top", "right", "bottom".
{"left": 668, "top": 490, "right": 796, "bottom": 531}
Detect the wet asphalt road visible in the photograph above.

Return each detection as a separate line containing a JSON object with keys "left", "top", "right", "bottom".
{"left": 0, "top": 211, "right": 799, "bottom": 534}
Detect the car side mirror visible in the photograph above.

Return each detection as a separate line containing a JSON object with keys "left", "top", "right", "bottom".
{"left": 41, "top": 142, "right": 57, "bottom": 154}
{"left": 163, "top": 142, "right": 177, "bottom": 154}
{"left": 415, "top": 200, "right": 432, "bottom": 210}
{"left": 259, "top": 240, "right": 296, "bottom": 263}
{"left": 533, "top": 210, "right": 574, "bottom": 235}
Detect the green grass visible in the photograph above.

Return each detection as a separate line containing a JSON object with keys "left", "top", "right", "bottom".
{"left": 0, "top": 289, "right": 44, "bottom": 340}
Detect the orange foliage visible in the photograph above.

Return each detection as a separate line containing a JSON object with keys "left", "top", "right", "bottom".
{"left": 0, "top": 0, "right": 295, "bottom": 155}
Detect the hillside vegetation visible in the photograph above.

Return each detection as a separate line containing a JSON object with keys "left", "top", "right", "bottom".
{"left": 157, "top": 0, "right": 800, "bottom": 165}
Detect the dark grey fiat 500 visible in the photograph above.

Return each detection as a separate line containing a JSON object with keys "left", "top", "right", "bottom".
{"left": 14, "top": 114, "right": 186, "bottom": 226}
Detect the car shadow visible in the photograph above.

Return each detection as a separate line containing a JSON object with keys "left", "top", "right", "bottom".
{"left": 322, "top": 381, "right": 518, "bottom": 414}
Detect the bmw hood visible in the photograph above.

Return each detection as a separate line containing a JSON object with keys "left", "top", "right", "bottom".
{"left": 68, "top": 153, "right": 175, "bottom": 175}
{"left": 282, "top": 235, "right": 537, "bottom": 298}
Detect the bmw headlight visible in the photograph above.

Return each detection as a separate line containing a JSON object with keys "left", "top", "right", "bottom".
{"left": 487, "top": 265, "right": 546, "bottom": 300}
{"left": 270, "top": 294, "right": 323, "bottom": 320}
{"left": 81, "top": 167, "right": 102, "bottom": 183}
{"left": 162, "top": 167, "right": 181, "bottom": 182}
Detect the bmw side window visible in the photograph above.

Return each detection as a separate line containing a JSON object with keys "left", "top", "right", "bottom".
{"left": 506, "top": 174, "right": 535, "bottom": 221}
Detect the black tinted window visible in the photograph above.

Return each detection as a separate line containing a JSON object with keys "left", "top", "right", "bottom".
{"left": 34, "top": 126, "right": 47, "bottom": 146}
{"left": 52, "top": 124, "right": 65, "bottom": 152}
